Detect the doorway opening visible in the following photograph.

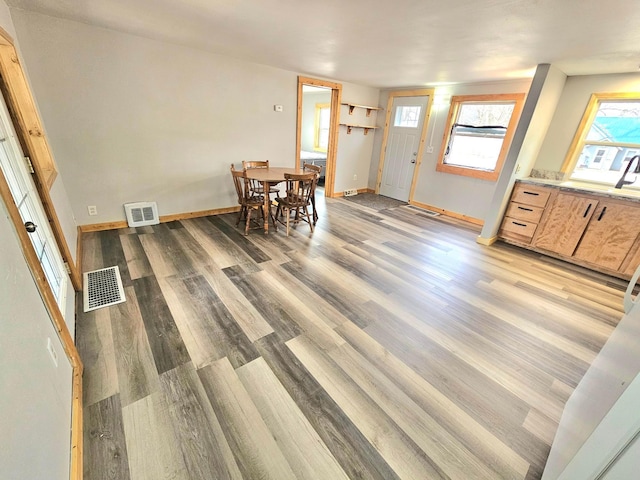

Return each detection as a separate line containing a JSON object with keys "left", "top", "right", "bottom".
{"left": 376, "top": 89, "right": 434, "bottom": 202}
{"left": 296, "top": 76, "right": 342, "bottom": 198}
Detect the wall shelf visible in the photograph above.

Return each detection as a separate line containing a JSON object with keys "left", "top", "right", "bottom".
{"left": 341, "top": 102, "right": 382, "bottom": 117}
{"left": 340, "top": 123, "right": 379, "bottom": 135}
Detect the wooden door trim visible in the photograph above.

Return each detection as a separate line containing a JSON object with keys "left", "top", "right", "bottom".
{"left": 375, "top": 88, "right": 434, "bottom": 202}
{"left": 0, "top": 28, "right": 83, "bottom": 480}
{"left": 0, "top": 30, "right": 81, "bottom": 291}
{"left": 297, "top": 76, "right": 342, "bottom": 198}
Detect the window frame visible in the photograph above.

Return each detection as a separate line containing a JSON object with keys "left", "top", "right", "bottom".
{"left": 436, "top": 93, "right": 525, "bottom": 181}
{"left": 314, "top": 102, "right": 330, "bottom": 152}
{"left": 561, "top": 92, "right": 640, "bottom": 183}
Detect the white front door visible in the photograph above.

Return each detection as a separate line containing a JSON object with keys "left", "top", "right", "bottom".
{"left": 0, "top": 92, "right": 70, "bottom": 319}
{"left": 379, "top": 95, "right": 430, "bottom": 201}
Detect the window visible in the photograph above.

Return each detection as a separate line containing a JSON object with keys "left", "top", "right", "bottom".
{"left": 394, "top": 106, "right": 421, "bottom": 128}
{"left": 565, "top": 94, "right": 640, "bottom": 187}
{"left": 314, "top": 103, "right": 330, "bottom": 152}
{"left": 436, "top": 94, "right": 525, "bottom": 181}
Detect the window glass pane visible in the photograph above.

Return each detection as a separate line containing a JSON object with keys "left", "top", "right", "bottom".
{"left": 457, "top": 102, "right": 514, "bottom": 127}
{"left": 394, "top": 106, "right": 421, "bottom": 128}
{"left": 444, "top": 102, "right": 515, "bottom": 170}
{"left": 570, "top": 99, "right": 640, "bottom": 185}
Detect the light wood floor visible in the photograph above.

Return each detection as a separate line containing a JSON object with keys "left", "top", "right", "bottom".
{"left": 77, "top": 193, "right": 626, "bottom": 480}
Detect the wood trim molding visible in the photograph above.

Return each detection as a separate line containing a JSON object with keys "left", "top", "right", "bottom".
{"left": 435, "top": 93, "right": 526, "bottom": 182}
{"left": 375, "top": 89, "right": 435, "bottom": 200}
{"left": 409, "top": 200, "right": 484, "bottom": 226}
{"left": 0, "top": 43, "right": 81, "bottom": 291}
{"left": 297, "top": 76, "right": 342, "bottom": 198}
{"left": 70, "top": 368, "right": 83, "bottom": 480}
{"left": 560, "top": 92, "right": 640, "bottom": 174}
{"left": 159, "top": 206, "right": 241, "bottom": 223}
{"left": 334, "top": 187, "right": 374, "bottom": 197}
{"left": 476, "top": 235, "right": 498, "bottom": 246}
{"left": 80, "top": 205, "right": 243, "bottom": 232}
{"left": 80, "top": 221, "right": 129, "bottom": 233}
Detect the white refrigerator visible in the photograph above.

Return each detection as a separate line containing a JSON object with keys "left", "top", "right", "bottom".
{"left": 543, "top": 268, "right": 640, "bottom": 479}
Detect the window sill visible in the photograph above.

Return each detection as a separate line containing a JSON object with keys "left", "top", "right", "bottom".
{"left": 436, "top": 162, "right": 499, "bottom": 181}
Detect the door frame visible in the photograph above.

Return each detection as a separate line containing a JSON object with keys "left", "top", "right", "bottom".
{"left": 296, "top": 76, "right": 342, "bottom": 198}
{"left": 0, "top": 26, "right": 83, "bottom": 480}
{"left": 375, "top": 88, "right": 434, "bottom": 202}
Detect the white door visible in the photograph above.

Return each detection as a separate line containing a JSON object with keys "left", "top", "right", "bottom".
{"left": 379, "top": 95, "right": 430, "bottom": 201}
{"left": 0, "top": 92, "right": 69, "bottom": 318}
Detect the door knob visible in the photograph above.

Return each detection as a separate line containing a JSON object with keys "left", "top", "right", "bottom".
{"left": 24, "top": 221, "right": 37, "bottom": 233}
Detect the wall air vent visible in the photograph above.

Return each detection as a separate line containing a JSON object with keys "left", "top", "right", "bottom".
{"left": 124, "top": 201, "right": 159, "bottom": 227}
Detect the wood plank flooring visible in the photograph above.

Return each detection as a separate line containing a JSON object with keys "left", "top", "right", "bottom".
{"left": 77, "top": 193, "right": 626, "bottom": 480}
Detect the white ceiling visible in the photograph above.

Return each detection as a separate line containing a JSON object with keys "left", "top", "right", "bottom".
{"left": 7, "top": 0, "right": 640, "bottom": 88}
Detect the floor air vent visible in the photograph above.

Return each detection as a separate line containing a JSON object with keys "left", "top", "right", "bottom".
{"left": 83, "top": 266, "right": 126, "bottom": 312}
{"left": 408, "top": 205, "right": 441, "bottom": 217}
{"left": 124, "top": 201, "right": 159, "bottom": 227}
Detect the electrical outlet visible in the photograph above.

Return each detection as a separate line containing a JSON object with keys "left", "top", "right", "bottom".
{"left": 426, "top": 146, "right": 434, "bottom": 154}
{"left": 88, "top": 205, "right": 97, "bottom": 216}
{"left": 353, "top": 174, "right": 357, "bottom": 181}
{"left": 274, "top": 105, "right": 283, "bottom": 112}
{"left": 47, "top": 337, "right": 58, "bottom": 367}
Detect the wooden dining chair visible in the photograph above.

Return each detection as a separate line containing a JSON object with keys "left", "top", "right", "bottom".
{"left": 242, "top": 160, "right": 280, "bottom": 198}
{"left": 275, "top": 172, "right": 316, "bottom": 236}
{"left": 230, "top": 164, "right": 271, "bottom": 235}
{"left": 303, "top": 162, "right": 321, "bottom": 224}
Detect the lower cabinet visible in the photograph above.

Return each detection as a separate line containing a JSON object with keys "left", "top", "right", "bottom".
{"left": 532, "top": 192, "right": 598, "bottom": 256}
{"left": 573, "top": 201, "right": 640, "bottom": 271}
{"left": 499, "top": 182, "right": 640, "bottom": 278}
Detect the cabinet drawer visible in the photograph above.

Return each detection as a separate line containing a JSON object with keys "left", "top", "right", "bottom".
{"left": 511, "top": 184, "right": 551, "bottom": 208}
{"left": 505, "top": 202, "right": 544, "bottom": 223}
{"left": 500, "top": 216, "right": 538, "bottom": 242}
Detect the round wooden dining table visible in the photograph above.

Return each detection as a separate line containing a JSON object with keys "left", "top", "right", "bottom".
{"left": 244, "top": 166, "right": 305, "bottom": 233}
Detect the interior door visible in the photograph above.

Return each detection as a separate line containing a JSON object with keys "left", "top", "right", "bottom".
{"left": 0, "top": 92, "right": 70, "bottom": 319}
{"left": 379, "top": 95, "right": 429, "bottom": 201}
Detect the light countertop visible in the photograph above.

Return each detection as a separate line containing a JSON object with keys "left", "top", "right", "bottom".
{"left": 518, "top": 178, "right": 640, "bottom": 202}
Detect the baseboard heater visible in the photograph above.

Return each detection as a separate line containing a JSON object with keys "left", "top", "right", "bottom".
{"left": 124, "top": 201, "right": 159, "bottom": 227}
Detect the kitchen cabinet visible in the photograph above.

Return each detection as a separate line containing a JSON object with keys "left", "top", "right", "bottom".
{"left": 498, "top": 181, "right": 640, "bottom": 279}
{"left": 573, "top": 200, "right": 640, "bottom": 271}
{"left": 533, "top": 192, "right": 598, "bottom": 257}
{"left": 499, "top": 183, "right": 552, "bottom": 244}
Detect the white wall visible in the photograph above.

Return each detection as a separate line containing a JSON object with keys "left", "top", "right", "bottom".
{"left": 336, "top": 83, "right": 380, "bottom": 193}
{"left": 11, "top": 10, "right": 380, "bottom": 223}
{"left": 0, "top": 198, "right": 73, "bottom": 480}
{"left": 301, "top": 90, "right": 330, "bottom": 152}
{"left": 534, "top": 72, "right": 640, "bottom": 173}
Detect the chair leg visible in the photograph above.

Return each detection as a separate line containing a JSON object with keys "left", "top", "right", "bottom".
{"left": 311, "top": 195, "right": 318, "bottom": 224}
{"left": 236, "top": 205, "right": 245, "bottom": 227}
{"left": 245, "top": 208, "right": 252, "bottom": 235}
{"left": 286, "top": 207, "right": 290, "bottom": 236}
{"left": 304, "top": 206, "right": 314, "bottom": 233}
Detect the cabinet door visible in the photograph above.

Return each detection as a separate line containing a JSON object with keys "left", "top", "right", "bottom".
{"left": 573, "top": 202, "right": 640, "bottom": 271}
{"left": 533, "top": 193, "right": 598, "bottom": 256}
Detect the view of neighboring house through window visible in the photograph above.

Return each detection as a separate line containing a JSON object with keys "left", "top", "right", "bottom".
{"left": 436, "top": 93, "right": 525, "bottom": 181}
{"left": 567, "top": 94, "right": 640, "bottom": 187}
{"left": 314, "top": 103, "right": 330, "bottom": 152}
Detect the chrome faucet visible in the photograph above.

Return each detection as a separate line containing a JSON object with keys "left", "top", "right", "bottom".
{"left": 615, "top": 155, "right": 640, "bottom": 189}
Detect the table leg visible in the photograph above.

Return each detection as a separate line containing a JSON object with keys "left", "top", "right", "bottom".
{"left": 263, "top": 180, "right": 270, "bottom": 234}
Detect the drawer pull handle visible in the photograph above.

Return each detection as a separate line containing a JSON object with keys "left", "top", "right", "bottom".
{"left": 583, "top": 203, "right": 592, "bottom": 218}
{"left": 523, "top": 191, "right": 539, "bottom": 196}
{"left": 517, "top": 206, "right": 533, "bottom": 212}
{"left": 512, "top": 221, "right": 527, "bottom": 227}
{"left": 597, "top": 206, "right": 607, "bottom": 221}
